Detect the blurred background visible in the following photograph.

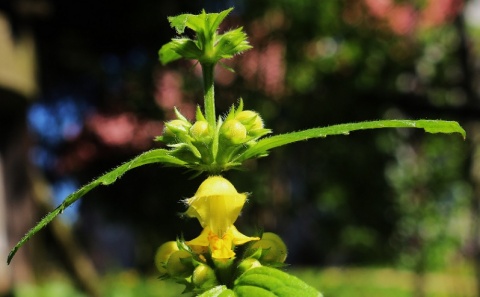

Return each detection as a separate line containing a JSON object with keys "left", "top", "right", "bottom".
{"left": 0, "top": 0, "right": 479, "bottom": 296}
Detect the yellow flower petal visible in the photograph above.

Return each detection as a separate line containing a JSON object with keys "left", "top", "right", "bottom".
{"left": 209, "top": 231, "right": 235, "bottom": 259}
{"left": 184, "top": 176, "right": 259, "bottom": 260}
{"left": 195, "top": 176, "right": 239, "bottom": 197}
{"left": 186, "top": 226, "right": 211, "bottom": 247}
{"left": 229, "top": 225, "right": 260, "bottom": 245}
{"left": 186, "top": 226, "right": 259, "bottom": 260}
{"left": 185, "top": 176, "right": 247, "bottom": 236}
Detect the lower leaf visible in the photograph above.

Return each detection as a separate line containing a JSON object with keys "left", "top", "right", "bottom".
{"left": 7, "top": 149, "right": 187, "bottom": 264}
{"left": 233, "top": 266, "right": 321, "bottom": 297}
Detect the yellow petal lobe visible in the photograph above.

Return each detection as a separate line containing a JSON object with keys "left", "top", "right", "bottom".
{"left": 184, "top": 176, "right": 259, "bottom": 259}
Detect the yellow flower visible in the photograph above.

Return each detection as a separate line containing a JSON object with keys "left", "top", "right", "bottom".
{"left": 185, "top": 176, "right": 259, "bottom": 259}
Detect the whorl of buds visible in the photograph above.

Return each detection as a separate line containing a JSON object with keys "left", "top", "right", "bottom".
{"left": 155, "top": 101, "right": 271, "bottom": 173}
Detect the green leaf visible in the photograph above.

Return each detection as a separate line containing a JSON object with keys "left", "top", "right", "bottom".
{"left": 204, "top": 8, "right": 232, "bottom": 37}
{"left": 174, "top": 39, "right": 203, "bottom": 59}
{"left": 159, "top": 38, "right": 204, "bottom": 65}
{"left": 237, "top": 119, "right": 466, "bottom": 162}
{"left": 160, "top": 8, "right": 250, "bottom": 65}
{"left": 167, "top": 8, "right": 232, "bottom": 41}
{"left": 7, "top": 149, "right": 187, "bottom": 264}
{"left": 198, "top": 286, "right": 234, "bottom": 297}
{"left": 233, "top": 266, "right": 321, "bottom": 297}
{"left": 158, "top": 42, "right": 183, "bottom": 65}
{"left": 215, "top": 27, "right": 252, "bottom": 59}
{"left": 168, "top": 13, "right": 192, "bottom": 34}
{"left": 218, "top": 290, "right": 237, "bottom": 297}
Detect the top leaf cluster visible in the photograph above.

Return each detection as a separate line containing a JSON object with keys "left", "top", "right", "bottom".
{"left": 159, "top": 8, "right": 251, "bottom": 65}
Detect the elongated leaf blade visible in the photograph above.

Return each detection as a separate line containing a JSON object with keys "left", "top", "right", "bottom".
{"left": 233, "top": 266, "right": 321, "bottom": 297}
{"left": 238, "top": 120, "right": 465, "bottom": 161}
{"left": 7, "top": 149, "right": 187, "bottom": 264}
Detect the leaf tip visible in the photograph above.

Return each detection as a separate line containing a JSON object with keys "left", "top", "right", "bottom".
{"left": 7, "top": 247, "right": 17, "bottom": 265}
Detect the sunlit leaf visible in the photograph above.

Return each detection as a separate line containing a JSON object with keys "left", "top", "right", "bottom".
{"left": 158, "top": 42, "right": 183, "bottom": 65}
{"left": 160, "top": 8, "right": 249, "bottom": 65}
{"left": 168, "top": 13, "right": 192, "bottom": 34}
{"left": 216, "top": 27, "right": 252, "bottom": 59}
{"left": 198, "top": 286, "right": 233, "bottom": 297}
{"left": 204, "top": 8, "right": 232, "bottom": 37}
{"left": 237, "top": 120, "right": 466, "bottom": 162}
{"left": 7, "top": 149, "right": 187, "bottom": 264}
{"left": 233, "top": 266, "right": 321, "bottom": 297}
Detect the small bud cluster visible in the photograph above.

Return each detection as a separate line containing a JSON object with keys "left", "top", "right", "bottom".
{"left": 156, "top": 100, "right": 271, "bottom": 173}
{"left": 155, "top": 240, "right": 219, "bottom": 293}
{"left": 220, "top": 107, "right": 270, "bottom": 144}
{"left": 155, "top": 232, "right": 287, "bottom": 294}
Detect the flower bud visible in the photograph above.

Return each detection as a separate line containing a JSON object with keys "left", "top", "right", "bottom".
{"left": 220, "top": 119, "right": 247, "bottom": 144}
{"left": 190, "top": 120, "right": 211, "bottom": 142}
{"left": 166, "top": 250, "right": 194, "bottom": 278}
{"left": 192, "top": 264, "right": 219, "bottom": 291}
{"left": 235, "top": 110, "right": 264, "bottom": 131}
{"left": 246, "top": 232, "right": 287, "bottom": 263}
{"left": 237, "top": 258, "right": 262, "bottom": 276}
{"left": 163, "top": 119, "right": 191, "bottom": 139}
{"left": 155, "top": 241, "right": 179, "bottom": 275}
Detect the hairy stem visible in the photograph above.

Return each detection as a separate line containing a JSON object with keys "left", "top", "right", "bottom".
{"left": 201, "top": 63, "right": 216, "bottom": 130}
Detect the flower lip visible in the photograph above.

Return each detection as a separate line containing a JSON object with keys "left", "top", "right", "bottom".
{"left": 184, "top": 176, "right": 259, "bottom": 259}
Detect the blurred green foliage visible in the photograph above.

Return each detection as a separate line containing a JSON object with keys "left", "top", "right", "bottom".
{"left": 13, "top": 267, "right": 476, "bottom": 297}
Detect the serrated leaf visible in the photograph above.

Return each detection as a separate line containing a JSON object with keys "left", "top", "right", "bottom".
{"left": 233, "top": 266, "right": 321, "bottom": 297}
{"left": 160, "top": 8, "right": 249, "bottom": 65}
{"left": 167, "top": 8, "right": 232, "bottom": 39}
{"left": 204, "top": 8, "right": 232, "bottom": 36}
{"left": 168, "top": 13, "right": 192, "bottom": 34}
{"left": 237, "top": 119, "right": 466, "bottom": 162}
{"left": 7, "top": 149, "right": 187, "bottom": 264}
{"left": 216, "top": 27, "right": 252, "bottom": 59}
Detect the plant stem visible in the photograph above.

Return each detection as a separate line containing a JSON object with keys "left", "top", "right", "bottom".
{"left": 201, "top": 62, "right": 216, "bottom": 130}
{"left": 214, "top": 258, "right": 235, "bottom": 288}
